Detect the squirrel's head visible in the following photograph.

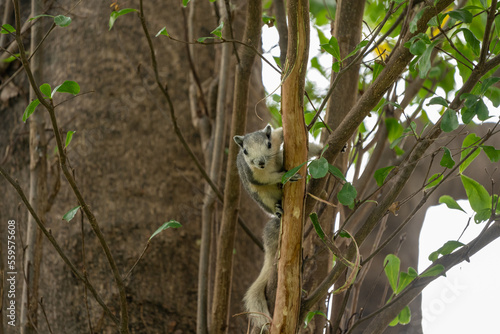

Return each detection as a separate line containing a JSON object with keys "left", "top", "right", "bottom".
{"left": 234, "top": 125, "right": 281, "bottom": 169}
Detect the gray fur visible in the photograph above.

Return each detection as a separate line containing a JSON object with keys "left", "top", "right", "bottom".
{"left": 244, "top": 218, "right": 280, "bottom": 333}
{"left": 234, "top": 125, "right": 288, "bottom": 217}
{"left": 233, "top": 125, "right": 323, "bottom": 217}
{"left": 236, "top": 126, "right": 324, "bottom": 331}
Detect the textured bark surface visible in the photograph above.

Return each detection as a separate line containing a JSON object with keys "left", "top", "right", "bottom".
{"left": 0, "top": 1, "right": 269, "bottom": 332}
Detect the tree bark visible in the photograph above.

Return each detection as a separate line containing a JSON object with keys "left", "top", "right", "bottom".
{"left": 270, "top": 0, "right": 309, "bottom": 333}
{"left": 209, "top": 1, "right": 262, "bottom": 333}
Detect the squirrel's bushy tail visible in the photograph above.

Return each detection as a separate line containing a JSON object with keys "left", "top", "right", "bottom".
{"left": 244, "top": 218, "right": 280, "bottom": 333}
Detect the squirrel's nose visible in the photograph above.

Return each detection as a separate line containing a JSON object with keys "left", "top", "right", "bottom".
{"left": 256, "top": 159, "right": 266, "bottom": 168}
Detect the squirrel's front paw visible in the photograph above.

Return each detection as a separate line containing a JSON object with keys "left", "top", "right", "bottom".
{"left": 289, "top": 173, "right": 302, "bottom": 182}
{"left": 274, "top": 203, "right": 284, "bottom": 218}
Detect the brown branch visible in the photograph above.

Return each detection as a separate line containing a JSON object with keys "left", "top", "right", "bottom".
{"left": 209, "top": 0, "right": 263, "bottom": 332}
{"left": 479, "top": 0, "right": 497, "bottom": 65}
{"left": 306, "top": 1, "right": 399, "bottom": 131}
{"left": 302, "top": 31, "right": 500, "bottom": 327}
{"left": 360, "top": 219, "right": 500, "bottom": 334}
{"left": 0, "top": 165, "right": 119, "bottom": 325}
{"left": 197, "top": 0, "right": 231, "bottom": 332}
{"left": 304, "top": 0, "right": 455, "bottom": 217}
{"left": 270, "top": 0, "right": 309, "bottom": 333}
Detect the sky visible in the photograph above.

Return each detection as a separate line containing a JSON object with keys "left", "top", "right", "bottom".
{"left": 260, "top": 24, "right": 500, "bottom": 333}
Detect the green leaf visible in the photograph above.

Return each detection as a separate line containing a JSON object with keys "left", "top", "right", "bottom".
{"left": 337, "top": 182, "right": 357, "bottom": 207}
{"left": 1, "top": 55, "right": 19, "bottom": 63}
{"left": 52, "top": 80, "right": 80, "bottom": 97}
{"left": 447, "top": 9, "right": 473, "bottom": 23}
{"left": 150, "top": 220, "right": 182, "bottom": 240}
{"left": 310, "top": 57, "right": 327, "bottom": 78}
{"left": 309, "top": 157, "right": 329, "bottom": 179}
{"left": 156, "top": 27, "right": 169, "bottom": 37}
{"left": 462, "top": 93, "right": 479, "bottom": 109}
{"left": 29, "top": 14, "right": 54, "bottom": 21}
{"left": 461, "top": 175, "right": 491, "bottom": 213}
{"left": 428, "top": 251, "right": 439, "bottom": 262}
{"left": 385, "top": 118, "right": 403, "bottom": 143}
{"left": 416, "top": 41, "right": 439, "bottom": 78}
{"left": 440, "top": 109, "right": 458, "bottom": 133}
{"left": 438, "top": 240, "right": 465, "bottom": 256}
{"left": 475, "top": 99, "right": 489, "bottom": 121}
{"left": 23, "top": 99, "right": 40, "bottom": 123}
{"left": 339, "top": 230, "right": 351, "bottom": 238}
{"left": 262, "top": 14, "right": 275, "bottom": 25}
{"left": 62, "top": 205, "right": 81, "bottom": 222}
{"left": 345, "top": 40, "right": 369, "bottom": 59}
{"left": 439, "top": 195, "right": 466, "bottom": 213}
{"left": 420, "top": 264, "right": 445, "bottom": 277}
{"left": 282, "top": 162, "right": 306, "bottom": 184}
{"left": 474, "top": 208, "right": 491, "bottom": 223}
{"left": 332, "top": 61, "right": 340, "bottom": 73}
{"left": 460, "top": 133, "right": 481, "bottom": 174}
{"left": 389, "top": 315, "right": 399, "bottom": 327}
{"left": 454, "top": 28, "right": 480, "bottom": 56}
{"left": 404, "top": 33, "right": 431, "bottom": 48}
{"left": 461, "top": 106, "right": 475, "bottom": 124}
{"left": 374, "top": 166, "right": 395, "bottom": 187}
{"left": 427, "top": 96, "right": 448, "bottom": 107}
{"left": 109, "top": 8, "right": 137, "bottom": 30}
{"left": 373, "top": 61, "right": 385, "bottom": 80}
{"left": 396, "top": 272, "right": 416, "bottom": 294}
{"left": 321, "top": 36, "right": 341, "bottom": 61}
{"left": 480, "top": 77, "right": 500, "bottom": 95}
{"left": 197, "top": 36, "right": 214, "bottom": 43}
{"left": 310, "top": 213, "right": 326, "bottom": 242}
{"left": 210, "top": 22, "right": 224, "bottom": 38}
{"left": 425, "top": 173, "right": 443, "bottom": 189}
{"left": 1, "top": 24, "right": 15, "bottom": 34}
{"left": 384, "top": 254, "right": 400, "bottom": 294}
{"left": 398, "top": 306, "right": 411, "bottom": 325}
{"left": 54, "top": 15, "right": 72, "bottom": 27}
{"left": 484, "top": 86, "right": 500, "bottom": 107}
{"left": 182, "top": 0, "right": 190, "bottom": 7}
{"left": 429, "top": 240, "right": 465, "bottom": 262}
{"left": 304, "top": 310, "right": 327, "bottom": 328}
{"left": 481, "top": 145, "right": 500, "bottom": 163}
{"left": 409, "top": 39, "right": 427, "bottom": 56}
{"left": 440, "top": 147, "right": 455, "bottom": 169}
{"left": 328, "top": 164, "right": 346, "bottom": 182}
{"left": 40, "top": 83, "right": 52, "bottom": 97}
{"left": 409, "top": 9, "right": 425, "bottom": 33}
{"left": 65, "top": 131, "right": 75, "bottom": 148}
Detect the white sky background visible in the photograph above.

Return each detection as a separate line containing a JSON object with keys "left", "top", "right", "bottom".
{"left": 261, "top": 23, "right": 500, "bottom": 333}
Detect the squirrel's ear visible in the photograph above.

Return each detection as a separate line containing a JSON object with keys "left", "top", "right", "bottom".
{"left": 264, "top": 124, "right": 272, "bottom": 137}
{"left": 233, "top": 136, "right": 244, "bottom": 148}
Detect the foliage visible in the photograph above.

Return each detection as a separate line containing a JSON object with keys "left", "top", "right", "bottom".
{"left": 2, "top": 0, "right": 500, "bottom": 333}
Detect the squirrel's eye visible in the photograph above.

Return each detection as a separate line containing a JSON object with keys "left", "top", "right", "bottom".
{"left": 267, "top": 142, "right": 272, "bottom": 149}
{"left": 243, "top": 149, "right": 248, "bottom": 155}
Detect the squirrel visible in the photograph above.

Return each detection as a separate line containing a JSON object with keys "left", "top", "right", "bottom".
{"left": 233, "top": 124, "right": 322, "bottom": 218}
{"left": 243, "top": 217, "right": 280, "bottom": 333}
{"left": 235, "top": 125, "right": 323, "bottom": 332}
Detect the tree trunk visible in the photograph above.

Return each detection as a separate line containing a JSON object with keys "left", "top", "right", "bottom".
{"left": 0, "top": 1, "right": 268, "bottom": 332}
{"left": 270, "top": 0, "right": 309, "bottom": 333}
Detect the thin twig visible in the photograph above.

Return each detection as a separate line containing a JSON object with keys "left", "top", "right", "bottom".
{"left": 0, "top": 165, "right": 119, "bottom": 325}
